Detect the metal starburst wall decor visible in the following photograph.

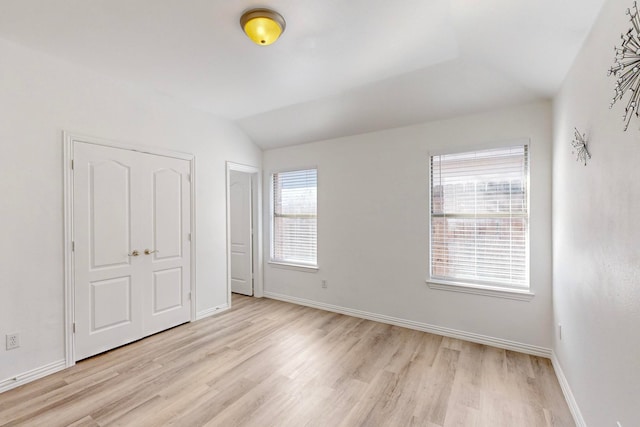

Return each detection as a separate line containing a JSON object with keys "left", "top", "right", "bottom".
{"left": 572, "top": 128, "right": 591, "bottom": 165}
{"left": 608, "top": 1, "right": 640, "bottom": 131}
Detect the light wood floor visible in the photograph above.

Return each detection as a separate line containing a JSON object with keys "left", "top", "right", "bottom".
{"left": 0, "top": 295, "right": 573, "bottom": 426}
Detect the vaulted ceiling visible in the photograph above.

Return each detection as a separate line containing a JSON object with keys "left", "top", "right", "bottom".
{"left": 0, "top": 0, "right": 607, "bottom": 148}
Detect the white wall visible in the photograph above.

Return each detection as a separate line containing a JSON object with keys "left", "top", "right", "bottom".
{"left": 553, "top": 0, "right": 640, "bottom": 424}
{"left": 0, "top": 38, "right": 261, "bottom": 384}
{"left": 263, "top": 101, "right": 553, "bottom": 351}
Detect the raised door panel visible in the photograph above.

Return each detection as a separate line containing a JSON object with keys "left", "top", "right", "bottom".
{"left": 153, "top": 268, "right": 183, "bottom": 314}
{"left": 90, "top": 161, "right": 131, "bottom": 269}
{"left": 91, "top": 276, "right": 132, "bottom": 332}
{"left": 153, "top": 169, "right": 182, "bottom": 260}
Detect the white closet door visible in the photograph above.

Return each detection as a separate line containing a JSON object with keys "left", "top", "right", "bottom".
{"left": 141, "top": 153, "right": 191, "bottom": 336}
{"left": 73, "top": 142, "right": 191, "bottom": 360}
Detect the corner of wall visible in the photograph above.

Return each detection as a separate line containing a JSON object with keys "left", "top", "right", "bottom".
{"left": 551, "top": 351, "right": 586, "bottom": 427}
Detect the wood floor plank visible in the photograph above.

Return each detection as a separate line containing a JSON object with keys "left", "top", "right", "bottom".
{"left": 0, "top": 294, "right": 574, "bottom": 426}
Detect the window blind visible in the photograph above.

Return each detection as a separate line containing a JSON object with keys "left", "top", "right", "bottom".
{"left": 430, "top": 145, "right": 529, "bottom": 288}
{"left": 272, "top": 169, "right": 317, "bottom": 266}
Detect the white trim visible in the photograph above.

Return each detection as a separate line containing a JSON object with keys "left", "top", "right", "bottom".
{"left": 227, "top": 162, "right": 261, "bottom": 174}
{"left": 269, "top": 167, "right": 319, "bottom": 269}
{"left": 63, "top": 131, "right": 197, "bottom": 368}
{"left": 268, "top": 165, "right": 319, "bottom": 175}
{"left": 428, "top": 137, "right": 531, "bottom": 157}
{"left": 0, "top": 359, "right": 66, "bottom": 394}
{"left": 190, "top": 157, "right": 197, "bottom": 321}
{"left": 551, "top": 351, "right": 586, "bottom": 427}
{"left": 426, "top": 280, "right": 535, "bottom": 301}
{"left": 267, "top": 261, "right": 319, "bottom": 272}
{"left": 195, "top": 303, "right": 230, "bottom": 320}
{"left": 226, "top": 162, "right": 263, "bottom": 302}
{"left": 264, "top": 291, "right": 551, "bottom": 358}
{"left": 63, "top": 138, "right": 75, "bottom": 367}
{"left": 62, "top": 131, "right": 194, "bottom": 160}
{"left": 427, "top": 140, "right": 532, "bottom": 297}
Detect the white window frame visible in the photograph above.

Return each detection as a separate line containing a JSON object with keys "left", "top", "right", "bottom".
{"left": 426, "top": 141, "right": 534, "bottom": 301}
{"left": 269, "top": 167, "right": 319, "bottom": 272}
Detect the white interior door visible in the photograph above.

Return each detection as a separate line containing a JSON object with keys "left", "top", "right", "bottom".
{"left": 229, "top": 170, "right": 253, "bottom": 296}
{"left": 141, "top": 153, "right": 191, "bottom": 336}
{"left": 73, "top": 143, "right": 144, "bottom": 360}
{"left": 73, "top": 142, "right": 191, "bottom": 360}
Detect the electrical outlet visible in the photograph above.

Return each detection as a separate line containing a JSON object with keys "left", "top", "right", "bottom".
{"left": 558, "top": 324, "right": 562, "bottom": 340}
{"left": 321, "top": 280, "right": 327, "bottom": 288}
{"left": 6, "top": 333, "right": 19, "bottom": 350}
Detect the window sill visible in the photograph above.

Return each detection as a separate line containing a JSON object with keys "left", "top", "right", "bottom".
{"left": 426, "top": 279, "right": 535, "bottom": 301}
{"left": 268, "top": 261, "right": 319, "bottom": 273}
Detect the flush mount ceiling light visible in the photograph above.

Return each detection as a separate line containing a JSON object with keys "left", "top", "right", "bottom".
{"left": 240, "top": 8, "right": 286, "bottom": 46}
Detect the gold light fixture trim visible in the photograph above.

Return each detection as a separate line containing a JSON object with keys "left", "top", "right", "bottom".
{"left": 240, "top": 8, "right": 286, "bottom": 46}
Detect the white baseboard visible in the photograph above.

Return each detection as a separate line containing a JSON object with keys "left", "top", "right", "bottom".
{"left": 195, "top": 303, "right": 230, "bottom": 321}
{"left": 551, "top": 351, "right": 586, "bottom": 427}
{"left": 0, "top": 359, "right": 66, "bottom": 394}
{"left": 264, "top": 292, "right": 552, "bottom": 358}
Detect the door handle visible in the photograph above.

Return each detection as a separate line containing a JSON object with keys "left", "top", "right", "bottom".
{"left": 128, "top": 250, "right": 140, "bottom": 257}
{"left": 144, "top": 249, "right": 159, "bottom": 255}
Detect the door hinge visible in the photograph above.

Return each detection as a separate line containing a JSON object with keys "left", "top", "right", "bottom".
{"left": 72, "top": 241, "right": 75, "bottom": 252}
{"left": 71, "top": 159, "right": 74, "bottom": 170}
{"left": 187, "top": 174, "right": 191, "bottom": 182}
{"left": 188, "top": 292, "right": 192, "bottom": 301}
{"left": 188, "top": 233, "right": 191, "bottom": 241}
{"left": 72, "top": 323, "right": 76, "bottom": 333}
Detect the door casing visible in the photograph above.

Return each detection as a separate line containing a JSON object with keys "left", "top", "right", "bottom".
{"left": 63, "top": 132, "right": 196, "bottom": 367}
{"left": 226, "top": 162, "right": 263, "bottom": 303}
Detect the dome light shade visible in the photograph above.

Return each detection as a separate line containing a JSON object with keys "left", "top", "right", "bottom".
{"left": 240, "top": 8, "right": 286, "bottom": 46}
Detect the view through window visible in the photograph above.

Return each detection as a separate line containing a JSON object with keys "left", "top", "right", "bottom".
{"left": 430, "top": 145, "right": 529, "bottom": 289}
{"left": 272, "top": 168, "right": 318, "bottom": 267}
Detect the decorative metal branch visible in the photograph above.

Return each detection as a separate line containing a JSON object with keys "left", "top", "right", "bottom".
{"left": 608, "top": 1, "right": 640, "bottom": 131}
{"left": 571, "top": 128, "right": 591, "bottom": 165}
